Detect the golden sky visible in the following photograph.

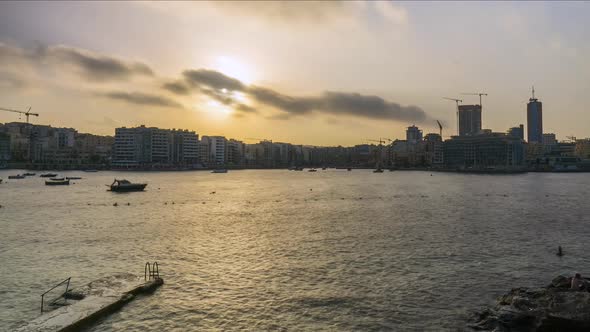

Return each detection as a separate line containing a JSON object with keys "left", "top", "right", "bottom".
{"left": 0, "top": 1, "right": 589, "bottom": 145}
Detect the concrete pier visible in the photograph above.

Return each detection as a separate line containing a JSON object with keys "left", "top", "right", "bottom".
{"left": 17, "top": 273, "right": 163, "bottom": 332}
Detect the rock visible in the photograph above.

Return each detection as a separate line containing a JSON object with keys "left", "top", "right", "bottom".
{"left": 470, "top": 276, "right": 590, "bottom": 331}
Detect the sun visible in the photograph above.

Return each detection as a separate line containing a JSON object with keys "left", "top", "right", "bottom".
{"left": 213, "top": 56, "right": 255, "bottom": 85}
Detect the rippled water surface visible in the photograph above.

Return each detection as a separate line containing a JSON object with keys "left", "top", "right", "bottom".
{"left": 1, "top": 170, "right": 589, "bottom": 331}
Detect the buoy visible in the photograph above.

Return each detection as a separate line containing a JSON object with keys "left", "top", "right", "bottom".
{"left": 164, "top": 202, "right": 167, "bottom": 205}
{"left": 211, "top": 191, "right": 216, "bottom": 194}
{"left": 126, "top": 202, "right": 130, "bottom": 206}
{"left": 113, "top": 202, "right": 118, "bottom": 207}
{"left": 557, "top": 246, "right": 564, "bottom": 257}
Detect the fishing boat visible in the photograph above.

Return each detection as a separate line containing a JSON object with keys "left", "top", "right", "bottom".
{"left": 211, "top": 169, "right": 228, "bottom": 173}
{"left": 40, "top": 173, "right": 58, "bottom": 178}
{"left": 23, "top": 172, "right": 36, "bottom": 176}
{"left": 347, "top": 168, "right": 352, "bottom": 171}
{"left": 50, "top": 177, "right": 65, "bottom": 181}
{"left": 8, "top": 174, "right": 25, "bottom": 179}
{"left": 45, "top": 179, "right": 70, "bottom": 186}
{"left": 108, "top": 179, "right": 147, "bottom": 192}
{"left": 308, "top": 168, "right": 317, "bottom": 172}
{"left": 66, "top": 176, "right": 82, "bottom": 180}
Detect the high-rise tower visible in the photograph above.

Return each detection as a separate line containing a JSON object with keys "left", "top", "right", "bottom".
{"left": 527, "top": 86, "right": 543, "bottom": 143}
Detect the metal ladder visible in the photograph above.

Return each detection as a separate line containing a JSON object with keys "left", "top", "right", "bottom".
{"left": 144, "top": 262, "right": 160, "bottom": 281}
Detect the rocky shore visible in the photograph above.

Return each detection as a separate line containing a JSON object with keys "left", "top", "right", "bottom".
{"left": 470, "top": 275, "right": 590, "bottom": 331}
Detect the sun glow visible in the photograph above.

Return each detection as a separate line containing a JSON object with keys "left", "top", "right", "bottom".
{"left": 213, "top": 56, "right": 255, "bottom": 84}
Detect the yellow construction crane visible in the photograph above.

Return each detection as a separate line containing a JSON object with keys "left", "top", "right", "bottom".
{"left": 461, "top": 92, "right": 488, "bottom": 107}
{"left": 0, "top": 106, "right": 39, "bottom": 123}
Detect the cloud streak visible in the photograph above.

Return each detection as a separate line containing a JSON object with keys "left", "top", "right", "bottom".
{"left": 0, "top": 42, "right": 153, "bottom": 82}
{"left": 99, "top": 91, "right": 182, "bottom": 108}
{"left": 40, "top": 45, "right": 153, "bottom": 81}
{"left": 165, "top": 68, "right": 430, "bottom": 123}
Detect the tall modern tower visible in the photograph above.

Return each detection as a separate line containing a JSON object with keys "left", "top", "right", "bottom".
{"left": 527, "top": 87, "right": 543, "bottom": 143}
{"left": 457, "top": 105, "right": 482, "bottom": 136}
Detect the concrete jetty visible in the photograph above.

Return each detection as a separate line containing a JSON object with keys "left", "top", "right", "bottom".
{"left": 17, "top": 273, "right": 163, "bottom": 332}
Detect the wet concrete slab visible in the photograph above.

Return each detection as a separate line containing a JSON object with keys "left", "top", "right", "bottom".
{"left": 17, "top": 273, "right": 163, "bottom": 332}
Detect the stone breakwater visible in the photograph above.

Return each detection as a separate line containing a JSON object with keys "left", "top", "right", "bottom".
{"left": 470, "top": 275, "right": 590, "bottom": 331}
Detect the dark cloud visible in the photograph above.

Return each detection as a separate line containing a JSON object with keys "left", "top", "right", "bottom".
{"left": 40, "top": 46, "right": 153, "bottom": 81}
{"left": 99, "top": 91, "right": 182, "bottom": 108}
{"left": 182, "top": 69, "right": 245, "bottom": 91}
{"left": 235, "top": 104, "right": 257, "bottom": 113}
{"left": 167, "top": 68, "right": 430, "bottom": 123}
{"left": 162, "top": 80, "right": 190, "bottom": 95}
{"left": 1, "top": 42, "right": 153, "bottom": 82}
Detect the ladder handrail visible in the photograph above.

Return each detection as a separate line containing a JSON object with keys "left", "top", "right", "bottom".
{"left": 144, "top": 262, "right": 151, "bottom": 281}
{"left": 40, "top": 277, "right": 71, "bottom": 313}
{"left": 152, "top": 262, "right": 159, "bottom": 279}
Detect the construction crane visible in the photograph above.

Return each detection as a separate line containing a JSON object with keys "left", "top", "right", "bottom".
{"left": 367, "top": 138, "right": 391, "bottom": 145}
{"left": 436, "top": 120, "right": 443, "bottom": 137}
{"left": 461, "top": 92, "right": 488, "bottom": 107}
{"left": 442, "top": 97, "right": 462, "bottom": 108}
{"left": 0, "top": 106, "right": 39, "bottom": 123}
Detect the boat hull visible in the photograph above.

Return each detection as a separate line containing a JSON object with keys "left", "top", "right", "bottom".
{"left": 45, "top": 180, "right": 70, "bottom": 185}
{"left": 110, "top": 184, "right": 147, "bottom": 192}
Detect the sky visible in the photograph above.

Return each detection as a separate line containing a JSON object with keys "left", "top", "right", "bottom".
{"left": 0, "top": 1, "right": 589, "bottom": 146}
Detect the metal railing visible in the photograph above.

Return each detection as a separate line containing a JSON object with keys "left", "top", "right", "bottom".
{"left": 144, "top": 262, "right": 160, "bottom": 281}
{"left": 40, "top": 277, "right": 71, "bottom": 313}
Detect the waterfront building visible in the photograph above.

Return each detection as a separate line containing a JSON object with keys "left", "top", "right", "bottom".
{"left": 406, "top": 125, "right": 423, "bottom": 143}
{"left": 227, "top": 139, "right": 245, "bottom": 165}
{"left": 444, "top": 132, "right": 525, "bottom": 171}
{"left": 200, "top": 136, "right": 227, "bottom": 166}
{"left": 542, "top": 133, "right": 557, "bottom": 146}
{"left": 575, "top": 139, "right": 590, "bottom": 159}
{"left": 527, "top": 88, "right": 543, "bottom": 143}
{"left": 457, "top": 105, "right": 482, "bottom": 136}
{"left": 75, "top": 133, "right": 114, "bottom": 165}
{"left": 424, "top": 133, "right": 444, "bottom": 166}
{"left": 0, "top": 131, "right": 10, "bottom": 164}
{"left": 507, "top": 125, "right": 525, "bottom": 140}
{"left": 113, "top": 125, "right": 199, "bottom": 167}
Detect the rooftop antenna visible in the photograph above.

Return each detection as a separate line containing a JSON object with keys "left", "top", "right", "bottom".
{"left": 532, "top": 86, "right": 535, "bottom": 99}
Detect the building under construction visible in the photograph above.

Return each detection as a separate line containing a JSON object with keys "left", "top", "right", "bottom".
{"left": 457, "top": 104, "right": 482, "bottom": 136}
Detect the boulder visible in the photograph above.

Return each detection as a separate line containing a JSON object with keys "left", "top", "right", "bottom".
{"left": 470, "top": 275, "right": 590, "bottom": 331}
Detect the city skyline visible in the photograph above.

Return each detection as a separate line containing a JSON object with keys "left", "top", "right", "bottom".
{"left": 1, "top": 1, "right": 589, "bottom": 145}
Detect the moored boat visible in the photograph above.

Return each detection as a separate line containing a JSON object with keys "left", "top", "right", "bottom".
{"left": 45, "top": 179, "right": 70, "bottom": 185}
{"left": 211, "top": 169, "right": 228, "bottom": 173}
{"left": 308, "top": 168, "right": 317, "bottom": 172}
{"left": 40, "top": 173, "right": 58, "bottom": 178}
{"left": 66, "top": 176, "right": 82, "bottom": 180}
{"left": 23, "top": 172, "right": 36, "bottom": 176}
{"left": 109, "top": 179, "right": 147, "bottom": 192}
{"left": 8, "top": 174, "right": 25, "bottom": 179}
